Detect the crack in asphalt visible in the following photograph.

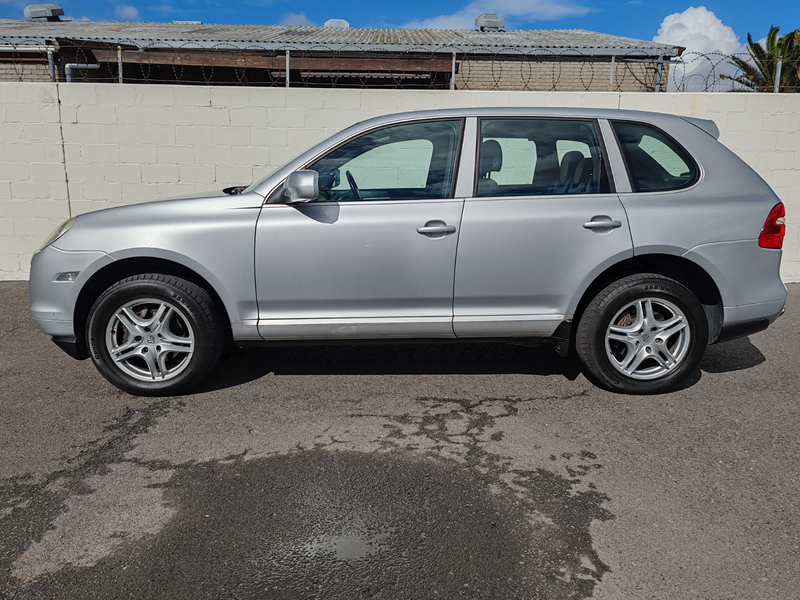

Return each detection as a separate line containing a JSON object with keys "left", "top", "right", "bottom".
{"left": 0, "top": 399, "right": 176, "bottom": 592}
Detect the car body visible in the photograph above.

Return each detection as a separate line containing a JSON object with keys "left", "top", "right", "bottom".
{"left": 30, "top": 107, "right": 787, "bottom": 395}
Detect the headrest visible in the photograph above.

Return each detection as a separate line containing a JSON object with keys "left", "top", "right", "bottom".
{"left": 573, "top": 157, "right": 594, "bottom": 185}
{"left": 559, "top": 151, "right": 584, "bottom": 183}
{"left": 479, "top": 140, "right": 503, "bottom": 176}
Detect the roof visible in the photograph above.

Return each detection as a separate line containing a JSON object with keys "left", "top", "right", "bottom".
{"left": 0, "top": 19, "right": 682, "bottom": 57}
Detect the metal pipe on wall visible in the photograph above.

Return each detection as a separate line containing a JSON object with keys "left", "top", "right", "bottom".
{"left": 64, "top": 63, "right": 99, "bottom": 83}
{"left": 0, "top": 44, "right": 56, "bottom": 82}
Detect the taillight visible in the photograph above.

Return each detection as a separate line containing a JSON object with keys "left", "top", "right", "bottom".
{"left": 759, "top": 202, "right": 786, "bottom": 249}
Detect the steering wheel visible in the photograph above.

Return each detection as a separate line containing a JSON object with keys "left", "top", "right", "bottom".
{"left": 345, "top": 170, "right": 360, "bottom": 201}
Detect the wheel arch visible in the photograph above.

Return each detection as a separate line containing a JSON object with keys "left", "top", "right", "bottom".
{"left": 568, "top": 253, "right": 723, "bottom": 343}
{"left": 73, "top": 256, "right": 233, "bottom": 359}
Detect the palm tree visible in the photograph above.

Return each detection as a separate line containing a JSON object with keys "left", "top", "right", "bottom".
{"left": 723, "top": 25, "right": 800, "bottom": 91}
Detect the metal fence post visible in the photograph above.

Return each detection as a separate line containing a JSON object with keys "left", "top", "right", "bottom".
{"left": 774, "top": 56, "right": 782, "bottom": 93}
{"left": 608, "top": 56, "right": 615, "bottom": 91}
{"left": 285, "top": 50, "right": 290, "bottom": 88}
{"left": 654, "top": 56, "right": 663, "bottom": 92}
{"left": 450, "top": 52, "right": 456, "bottom": 90}
{"left": 117, "top": 46, "right": 123, "bottom": 83}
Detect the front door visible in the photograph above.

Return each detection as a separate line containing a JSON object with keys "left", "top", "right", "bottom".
{"left": 255, "top": 119, "right": 464, "bottom": 340}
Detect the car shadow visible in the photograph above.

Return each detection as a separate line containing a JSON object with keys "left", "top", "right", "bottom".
{"left": 193, "top": 342, "right": 584, "bottom": 394}
{"left": 193, "top": 336, "right": 766, "bottom": 395}
{"left": 699, "top": 336, "right": 766, "bottom": 373}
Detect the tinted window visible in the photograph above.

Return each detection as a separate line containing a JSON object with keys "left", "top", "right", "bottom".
{"left": 308, "top": 120, "right": 461, "bottom": 202}
{"left": 477, "top": 119, "right": 610, "bottom": 197}
{"left": 611, "top": 121, "right": 698, "bottom": 192}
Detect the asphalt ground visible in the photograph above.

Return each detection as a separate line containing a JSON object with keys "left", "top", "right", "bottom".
{"left": 1, "top": 280, "right": 799, "bottom": 599}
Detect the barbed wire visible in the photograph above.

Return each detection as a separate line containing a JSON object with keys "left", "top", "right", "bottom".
{"left": 1, "top": 37, "right": 798, "bottom": 92}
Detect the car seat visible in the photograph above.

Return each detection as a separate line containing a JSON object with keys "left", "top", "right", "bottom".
{"left": 477, "top": 140, "right": 503, "bottom": 196}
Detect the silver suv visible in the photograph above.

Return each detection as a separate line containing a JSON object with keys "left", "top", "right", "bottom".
{"left": 30, "top": 108, "right": 787, "bottom": 396}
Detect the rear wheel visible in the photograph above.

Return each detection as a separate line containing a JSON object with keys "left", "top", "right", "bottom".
{"left": 575, "top": 274, "right": 708, "bottom": 394}
{"left": 87, "top": 274, "right": 224, "bottom": 396}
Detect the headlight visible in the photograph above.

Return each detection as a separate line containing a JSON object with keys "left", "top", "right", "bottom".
{"left": 40, "top": 217, "right": 77, "bottom": 250}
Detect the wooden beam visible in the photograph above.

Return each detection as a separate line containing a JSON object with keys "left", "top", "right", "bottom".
{"left": 91, "top": 49, "right": 452, "bottom": 72}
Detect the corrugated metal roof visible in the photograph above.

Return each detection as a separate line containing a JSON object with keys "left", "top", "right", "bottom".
{"left": 0, "top": 19, "right": 682, "bottom": 56}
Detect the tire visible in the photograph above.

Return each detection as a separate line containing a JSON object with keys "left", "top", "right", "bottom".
{"left": 575, "top": 274, "right": 708, "bottom": 394}
{"left": 86, "top": 274, "right": 224, "bottom": 396}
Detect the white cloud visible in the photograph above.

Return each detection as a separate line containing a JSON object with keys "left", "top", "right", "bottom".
{"left": 654, "top": 6, "right": 742, "bottom": 54}
{"left": 115, "top": 5, "right": 141, "bottom": 20}
{"left": 653, "top": 6, "right": 746, "bottom": 91}
{"left": 403, "top": 0, "right": 591, "bottom": 30}
{"left": 281, "top": 12, "right": 315, "bottom": 26}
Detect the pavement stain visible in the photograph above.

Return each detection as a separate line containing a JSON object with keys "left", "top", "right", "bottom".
{"left": 0, "top": 398, "right": 178, "bottom": 590}
{"left": 3, "top": 393, "right": 613, "bottom": 599}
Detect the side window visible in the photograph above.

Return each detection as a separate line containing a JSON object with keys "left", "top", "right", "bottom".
{"left": 307, "top": 120, "right": 461, "bottom": 202}
{"left": 611, "top": 121, "right": 698, "bottom": 192}
{"left": 329, "top": 139, "right": 434, "bottom": 192}
{"left": 477, "top": 118, "right": 610, "bottom": 197}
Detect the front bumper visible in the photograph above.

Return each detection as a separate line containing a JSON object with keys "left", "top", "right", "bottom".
{"left": 29, "top": 245, "right": 113, "bottom": 340}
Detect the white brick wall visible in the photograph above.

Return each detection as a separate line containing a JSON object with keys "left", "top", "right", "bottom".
{"left": 1, "top": 82, "right": 799, "bottom": 282}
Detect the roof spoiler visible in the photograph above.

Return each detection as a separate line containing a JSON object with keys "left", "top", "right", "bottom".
{"left": 682, "top": 116, "right": 720, "bottom": 140}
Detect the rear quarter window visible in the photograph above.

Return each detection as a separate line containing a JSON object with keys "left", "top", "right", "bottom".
{"left": 611, "top": 121, "right": 698, "bottom": 192}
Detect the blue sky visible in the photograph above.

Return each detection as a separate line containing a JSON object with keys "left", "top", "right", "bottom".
{"left": 0, "top": 1, "right": 797, "bottom": 52}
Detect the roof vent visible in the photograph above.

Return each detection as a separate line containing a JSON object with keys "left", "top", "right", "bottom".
{"left": 475, "top": 13, "right": 504, "bottom": 31}
{"left": 23, "top": 3, "right": 64, "bottom": 21}
{"left": 324, "top": 18, "right": 350, "bottom": 28}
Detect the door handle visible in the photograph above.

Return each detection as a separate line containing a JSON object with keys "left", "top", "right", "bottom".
{"left": 583, "top": 217, "right": 622, "bottom": 230}
{"left": 417, "top": 225, "right": 456, "bottom": 234}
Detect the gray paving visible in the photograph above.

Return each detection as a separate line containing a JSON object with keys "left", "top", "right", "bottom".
{"left": 1, "top": 280, "right": 798, "bottom": 599}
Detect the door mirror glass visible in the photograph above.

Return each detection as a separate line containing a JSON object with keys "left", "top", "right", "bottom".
{"left": 283, "top": 170, "right": 319, "bottom": 203}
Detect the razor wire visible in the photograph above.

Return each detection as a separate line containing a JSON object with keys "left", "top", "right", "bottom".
{"left": 1, "top": 37, "right": 798, "bottom": 92}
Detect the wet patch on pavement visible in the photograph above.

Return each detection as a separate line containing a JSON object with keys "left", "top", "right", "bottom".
{"left": 3, "top": 395, "right": 613, "bottom": 599}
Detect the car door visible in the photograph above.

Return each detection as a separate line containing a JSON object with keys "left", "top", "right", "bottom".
{"left": 453, "top": 117, "right": 634, "bottom": 337}
{"left": 255, "top": 119, "right": 464, "bottom": 340}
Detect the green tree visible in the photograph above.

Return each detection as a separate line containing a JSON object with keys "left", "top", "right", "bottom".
{"left": 724, "top": 25, "right": 800, "bottom": 91}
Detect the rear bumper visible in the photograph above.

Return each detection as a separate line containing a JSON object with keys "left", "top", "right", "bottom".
{"left": 714, "top": 319, "right": 770, "bottom": 344}
{"left": 714, "top": 301, "right": 786, "bottom": 345}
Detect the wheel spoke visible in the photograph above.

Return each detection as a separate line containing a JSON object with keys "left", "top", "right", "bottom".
{"left": 654, "top": 341, "right": 679, "bottom": 368}
{"left": 121, "top": 306, "right": 150, "bottom": 329}
{"left": 141, "top": 348, "right": 162, "bottom": 379}
{"left": 155, "top": 318, "right": 190, "bottom": 346}
{"left": 149, "top": 303, "right": 169, "bottom": 328}
{"left": 620, "top": 346, "right": 649, "bottom": 374}
{"left": 111, "top": 343, "right": 141, "bottom": 363}
{"left": 115, "top": 310, "right": 142, "bottom": 336}
{"left": 656, "top": 316, "right": 687, "bottom": 339}
{"left": 158, "top": 341, "right": 192, "bottom": 354}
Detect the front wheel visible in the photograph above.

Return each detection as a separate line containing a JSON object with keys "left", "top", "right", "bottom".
{"left": 575, "top": 274, "right": 708, "bottom": 394}
{"left": 87, "top": 274, "right": 224, "bottom": 396}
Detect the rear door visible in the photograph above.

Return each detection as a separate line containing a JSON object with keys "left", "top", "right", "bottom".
{"left": 453, "top": 117, "right": 633, "bottom": 337}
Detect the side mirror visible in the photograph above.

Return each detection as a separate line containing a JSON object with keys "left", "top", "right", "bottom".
{"left": 283, "top": 170, "right": 319, "bottom": 204}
